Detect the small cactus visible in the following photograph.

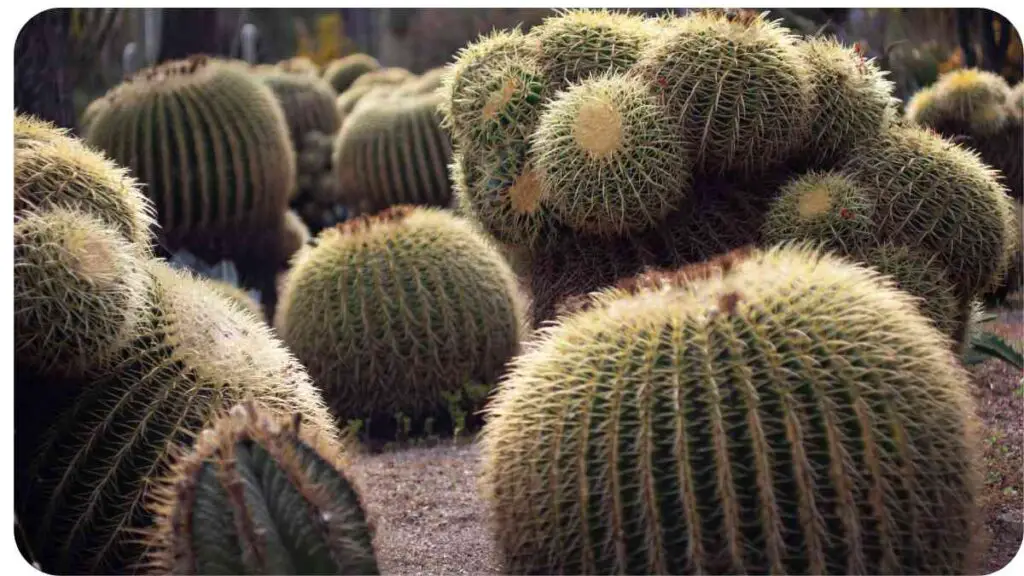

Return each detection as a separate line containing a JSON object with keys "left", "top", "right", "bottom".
{"left": 906, "top": 68, "right": 1012, "bottom": 137}
{"left": 348, "top": 67, "right": 415, "bottom": 90}
{"left": 140, "top": 401, "right": 378, "bottom": 575}
{"left": 258, "top": 71, "right": 342, "bottom": 160}
{"left": 323, "top": 53, "right": 382, "bottom": 94}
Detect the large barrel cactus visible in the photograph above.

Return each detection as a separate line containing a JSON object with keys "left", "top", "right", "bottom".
{"left": 333, "top": 92, "right": 454, "bottom": 213}
{"left": 258, "top": 71, "right": 342, "bottom": 155}
{"left": 323, "top": 53, "right": 381, "bottom": 94}
{"left": 82, "top": 55, "right": 296, "bottom": 265}
{"left": 480, "top": 243, "right": 983, "bottom": 575}
{"left": 275, "top": 206, "right": 526, "bottom": 435}
{"left": 15, "top": 261, "right": 337, "bottom": 575}
{"left": 141, "top": 402, "right": 377, "bottom": 575}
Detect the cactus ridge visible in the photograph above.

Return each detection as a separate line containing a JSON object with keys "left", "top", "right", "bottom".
{"left": 14, "top": 208, "right": 149, "bottom": 377}
{"left": 15, "top": 117, "right": 157, "bottom": 250}
{"left": 275, "top": 206, "right": 526, "bottom": 423}
{"left": 333, "top": 93, "right": 454, "bottom": 212}
{"left": 633, "top": 10, "right": 813, "bottom": 176}
{"left": 324, "top": 53, "right": 382, "bottom": 94}
{"left": 260, "top": 72, "right": 342, "bottom": 152}
{"left": 908, "top": 68, "right": 1012, "bottom": 137}
{"left": 860, "top": 244, "right": 962, "bottom": 338}
{"left": 480, "top": 243, "right": 983, "bottom": 575}
{"left": 16, "top": 261, "right": 337, "bottom": 574}
{"left": 85, "top": 57, "right": 296, "bottom": 253}
{"left": 140, "top": 402, "right": 378, "bottom": 575}
{"left": 531, "top": 71, "right": 693, "bottom": 236}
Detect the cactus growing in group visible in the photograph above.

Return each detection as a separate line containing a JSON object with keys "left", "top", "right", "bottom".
{"left": 259, "top": 71, "right": 342, "bottom": 155}
{"left": 83, "top": 55, "right": 296, "bottom": 265}
{"left": 480, "top": 243, "right": 983, "bottom": 575}
{"left": 275, "top": 206, "right": 526, "bottom": 429}
{"left": 905, "top": 68, "right": 1012, "bottom": 137}
{"left": 323, "top": 53, "right": 382, "bottom": 94}
{"left": 335, "top": 84, "right": 378, "bottom": 124}
{"left": 15, "top": 261, "right": 338, "bottom": 575}
{"left": 348, "top": 67, "right": 415, "bottom": 90}
{"left": 633, "top": 10, "right": 814, "bottom": 177}
{"left": 333, "top": 92, "right": 454, "bottom": 212}
{"left": 140, "top": 402, "right": 378, "bottom": 575}
{"left": 394, "top": 66, "right": 446, "bottom": 97}
{"left": 531, "top": 72, "right": 692, "bottom": 236}
{"left": 206, "top": 278, "right": 264, "bottom": 319}
{"left": 795, "top": 36, "right": 898, "bottom": 167}
{"left": 14, "top": 208, "right": 148, "bottom": 377}
{"left": 15, "top": 114, "right": 156, "bottom": 250}
{"left": 277, "top": 56, "right": 321, "bottom": 76}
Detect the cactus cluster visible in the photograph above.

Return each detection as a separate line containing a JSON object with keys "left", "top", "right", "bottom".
{"left": 275, "top": 205, "right": 526, "bottom": 437}
{"left": 14, "top": 114, "right": 344, "bottom": 574}
{"left": 141, "top": 402, "right": 378, "bottom": 575}
{"left": 323, "top": 53, "right": 382, "bottom": 94}
{"left": 480, "top": 243, "right": 984, "bottom": 575}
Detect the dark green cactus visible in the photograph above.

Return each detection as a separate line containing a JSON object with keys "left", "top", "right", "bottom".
{"left": 323, "top": 53, "right": 382, "bottom": 94}
{"left": 141, "top": 401, "right": 378, "bottom": 575}
{"left": 259, "top": 71, "right": 342, "bottom": 158}
{"left": 480, "top": 243, "right": 984, "bottom": 575}
{"left": 15, "top": 261, "right": 338, "bottom": 575}
{"left": 332, "top": 92, "right": 454, "bottom": 213}
{"left": 83, "top": 55, "right": 296, "bottom": 265}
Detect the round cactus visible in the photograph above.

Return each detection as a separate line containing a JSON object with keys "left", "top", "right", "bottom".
{"left": 84, "top": 55, "right": 296, "bottom": 264}
{"left": 839, "top": 123, "right": 1016, "bottom": 296}
{"left": 259, "top": 71, "right": 342, "bottom": 154}
{"left": 527, "top": 9, "right": 655, "bottom": 90}
{"left": 336, "top": 83, "right": 379, "bottom": 124}
{"left": 15, "top": 260, "right": 338, "bottom": 575}
{"left": 276, "top": 56, "right": 321, "bottom": 76}
{"left": 761, "top": 170, "right": 879, "bottom": 254}
{"left": 796, "top": 36, "right": 897, "bottom": 166}
{"left": 323, "top": 53, "right": 382, "bottom": 94}
{"left": 14, "top": 208, "right": 148, "bottom": 377}
{"left": 15, "top": 112, "right": 72, "bottom": 148}
{"left": 394, "top": 67, "right": 446, "bottom": 97}
{"left": 15, "top": 115, "right": 156, "bottom": 249}
{"left": 531, "top": 72, "right": 692, "bottom": 236}
{"left": 281, "top": 208, "right": 312, "bottom": 259}
{"left": 860, "top": 244, "right": 962, "bottom": 338}
{"left": 908, "top": 68, "right": 1012, "bottom": 137}
{"left": 480, "top": 243, "right": 983, "bottom": 575}
{"left": 633, "top": 10, "right": 813, "bottom": 176}
{"left": 349, "top": 67, "right": 415, "bottom": 90}
{"left": 275, "top": 206, "right": 526, "bottom": 428}
{"left": 333, "top": 92, "right": 454, "bottom": 212}
{"left": 141, "top": 402, "right": 378, "bottom": 575}
{"left": 205, "top": 278, "right": 264, "bottom": 319}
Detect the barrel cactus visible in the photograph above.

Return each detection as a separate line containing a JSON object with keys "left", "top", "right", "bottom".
{"left": 277, "top": 56, "right": 320, "bottom": 76}
{"left": 259, "top": 71, "right": 342, "bottom": 155}
{"left": 860, "top": 244, "right": 962, "bottom": 338}
{"left": 905, "top": 68, "right": 1012, "bottom": 137}
{"left": 333, "top": 92, "right": 454, "bottom": 213}
{"left": 480, "top": 243, "right": 983, "bottom": 575}
{"left": 349, "top": 67, "right": 415, "bottom": 90}
{"left": 15, "top": 208, "right": 148, "bottom": 377}
{"left": 140, "top": 401, "right": 377, "bottom": 575}
{"left": 15, "top": 113, "right": 156, "bottom": 250}
{"left": 633, "top": 9, "right": 813, "bottom": 176}
{"left": 336, "top": 84, "right": 378, "bottom": 124}
{"left": 15, "top": 261, "right": 337, "bottom": 575}
{"left": 83, "top": 55, "right": 296, "bottom": 265}
{"left": 323, "top": 53, "right": 382, "bottom": 94}
{"left": 275, "top": 206, "right": 526, "bottom": 433}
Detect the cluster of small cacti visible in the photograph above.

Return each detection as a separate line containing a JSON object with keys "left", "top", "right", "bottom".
{"left": 440, "top": 8, "right": 1018, "bottom": 348}
{"left": 905, "top": 68, "right": 1024, "bottom": 301}
{"left": 15, "top": 113, "right": 375, "bottom": 574}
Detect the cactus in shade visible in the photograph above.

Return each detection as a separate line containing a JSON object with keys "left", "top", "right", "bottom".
{"left": 860, "top": 244, "right": 962, "bottom": 338}
{"left": 531, "top": 72, "right": 692, "bottom": 236}
{"left": 795, "top": 36, "right": 898, "bottom": 167}
{"left": 259, "top": 72, "right": 342, "bottom": 155}
{"left": 838, "top": 123, "right": 1016, "bottom": 296}
{"left": 439, "top": 28, "right": 539, "bottom": 145}
{"left": 905, "top": 68, "right": 1012, "bottom": 137}
{"left": 633, "top": 10, "right": 813, "bottom": 176}
{"left": 79, "top": 96, "right": 110, "bottom": 134}
{"left": 323, "top": 53, "right": 381, "bottom": 94}
{"left": 332, "top": 92, "right": 454, "bottom": 212}
{"left": 275, "top": 206, "right": 526, "bottom": 428}
{"left": 83, "top": 56, "right": 296, "bottom": 264}
{"left": 14, "top": 208, "right": 148, "bottom": 377}
{"left": 14, "top": 260, "right": 339, "bottom": 575}
{"left": 140, "top": 402, "right": 378, "bottom": 575}
{"left": 281, "top": 208, "right": 312, "bottom": 259}
{"left": 15, "top": 115, "right": 156, "bottom": 249}
{"left": 277, "top": 56, "right": 321, "bottom": 76}
{"left": 527, "top": 9, "right": 656, "bottom": 90}
{"left": 206, "top": 278, "right": 265, "bottom": 319}
{"left": 348, "top": 67, "right": 415, "bottom": 90}
{"left": 479, "top": 243, "right": 983, "bottom": 575}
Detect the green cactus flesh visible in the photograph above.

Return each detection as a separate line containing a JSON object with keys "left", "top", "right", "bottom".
{"left": 907, "top": 68, "right": 1012, "bottom": 138}
{"left": 14, "top": 208, "right": 148, "bottom": 377}
{"left": 839, "top": 123, "right": 1016, "bottom": 296}
{"left": 480, "top": 243, "right": 983, "bottom": 575}
{"left": 142, "top": 402, "right": 378, "bottom": 575}
{"left": 83, "top": 56, "right": 296, "bottom": 258}
{"left": 796, "top": 37, "right": 897, "bottom": 167}
{"left": 15, "top": 260, "right": 338, "bottom": 575}
{"left": 531, "top": 72, "right": 692, "bottom": 236}
{"left": 333, "top": 92, "right": 454, "bottom": 212}
{"left": 323, "top": 53, "right": 382, "bottom": 94}
{"left": 633, "top": 10, "right": 813, "bottom": 176}
{"left": 15, "top": 114, "right": 156, "bottom": 250}
{"left": 275, "top": 206, "right": 526, "bottom": 429}
{"left": 259, "top": 72, "right": 342, "bottom": 154}
{"left": 528, "top": 9, "right": 655, "bottom": 90}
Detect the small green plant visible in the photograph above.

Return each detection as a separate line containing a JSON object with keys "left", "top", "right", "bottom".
{"left": 963, "top": 307, "right": 1024, "bottom": 370}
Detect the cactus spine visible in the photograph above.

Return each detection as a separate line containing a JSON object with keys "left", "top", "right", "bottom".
{"left": 141, "top": 402, "right": 378, "bottom": 575}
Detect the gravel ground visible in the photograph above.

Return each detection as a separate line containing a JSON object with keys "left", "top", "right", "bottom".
{"left": 349, "top": 307, "right": 1024, "bottom": 576}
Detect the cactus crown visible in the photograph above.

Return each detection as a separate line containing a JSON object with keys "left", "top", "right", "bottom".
{"left": 140, "top": 401, "right": 376, "bottom": 575}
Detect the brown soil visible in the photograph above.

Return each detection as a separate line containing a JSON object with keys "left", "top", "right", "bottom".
{"left": 349, "top": 307, "right": 1024, "bottom": 576}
